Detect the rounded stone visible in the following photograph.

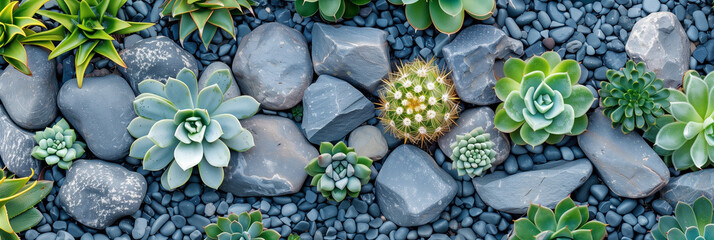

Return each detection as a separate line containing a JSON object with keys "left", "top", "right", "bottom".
{"left": 348, "top": 125, "right": 389, "bottom": 160}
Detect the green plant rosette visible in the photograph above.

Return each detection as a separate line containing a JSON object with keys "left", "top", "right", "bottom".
{"left": 651, "top": 196, "right": 714, "bottom": 240}
{"left": 450, "top": 127, "right": 494, "bottom": 178}
{"left": 204, "top": 210, "right": 281, "bottom": 240}
{"left": 508, "top": 197, "right": 607, "bottom": 240}
{"left": 305, "top": 142, "right": 373, "bottom": 202}
{"left": 30, "top": 118, "right": 86, "bottom": 170}
{"left": 295, "top": 0, "right": 370, "bottom": 22}
{"left": 160, "top": 0, "right": 253, "bottom": 48}
{"left": 387, "top": 0, "right": 495, "bottom": 34}
{"left": 0, "top": 169, "right": 53, "bottom": 240}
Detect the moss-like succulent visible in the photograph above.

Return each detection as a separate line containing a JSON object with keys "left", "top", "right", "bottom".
{"left": 377, "top": 58, "right": 459, "bottom": 145}
{"left": 30, "top": 118, "right": 86, "bottom": 170}
{"left": 600, "top": 60, "right": 670, "bottom": 134}
{"left": 387, "top": 0, "right": 494, "bottom": 34}
{"left": 651, "top": 196, "right": 714, "bottom": 240}
{"left": 292, "top": 104, "right": 303, "bottom": 122}
{"left": 38, "top": 0, "right": 154, "bottom": 88}
{"left": 127, "top": 68, "right": 260, "bottom": 190}
{"left": 0, "top": 169, "right": 53, "bottom": 240}
{"left": 160, "top": 0, "right": 252, "bottom": 48}
{"left": 295, "top": 0, "right": 369, "bottom": 22}
{"left": 204, "top": 210, "right": 281, "bottom": 240}
{"left": 450, "top": 127, "right": 494, "bottom": 178}
{"left": 494, "top": 52, "right": 594, "bottom": 146}
{"left": 508, "top": 197, "right": 607, "bottom": 240}
{"left": 305, "top": 142, "right": 373, "bottom": 202}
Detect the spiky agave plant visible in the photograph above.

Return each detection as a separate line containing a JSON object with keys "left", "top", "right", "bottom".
{"left": 0, "top": 169, "right": 53, "bottom": 240}
{"left": 161, "top": 0, "right": 253, "bottom": 48}
{"left": 295, "top": 0, "right": 369, "bottom": 22}
{"left": 387, "top": 0, "right": 495, "bottom": 34}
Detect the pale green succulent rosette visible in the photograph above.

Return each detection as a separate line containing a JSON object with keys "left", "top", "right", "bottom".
{"left": 508, "top": 197, "right": 607, "bottom": 240}
{"left": 450, "top": 127, "right": 494, "bottom": 178}
{"left": 204, "top": 210, "right": 281, "bottom": 240}
{"left": 304, "top": 142, "right": 373, "bottom": 202}
{"left": 651, "top": 196, "right": 714, "bottom": 240}
{"left": 31, "top": 118, "right": 86, "bottom": 170}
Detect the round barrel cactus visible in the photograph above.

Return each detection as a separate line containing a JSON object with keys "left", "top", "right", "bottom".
{"left": 450, "top": 127, "right": 495, "bottom": 178}
{"left": 204, "top": 210, "right": 280, "bottom": 240}
{"left": 31, "top": 118, "right": 86, "bottom": 170}
{"left": 305, "top": 142, "right": 373, "bottom": 202}
{"left": 508, "top": 197, "right": 607, "bottom": 240}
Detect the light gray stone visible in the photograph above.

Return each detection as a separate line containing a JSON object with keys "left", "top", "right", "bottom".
{"left": 119, "top": 36, "right": 199, "bottom": 94}
{"left": 661, "top": 170, "right": 714, "bottom": 206}
{"left": 199, "top": 62, "right": 240, "bottom": 99}
{"left": 0, "top": 104, "right": 39, "bottom": 177}
{"left": 348, "top": 125, "right": 388, "bottom": 160}
{"left": 438, "top": 107, "right": 510, "bottom": 167}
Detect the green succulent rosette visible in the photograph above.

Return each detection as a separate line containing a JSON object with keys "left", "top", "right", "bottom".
{"left": 30, "top": 118, "right": 86, "bottom": 170}
{"left": 450, "top": 127, "right": 494, "bottom": 178}
{"left": 387, "top": 0, "right": 494, "bottom": 34}
{"left": 508, "top": 197, "right": 607, "bottom": 240}
{"left": 295, "top": 0, "right": 370, "bottom": 22}
{"left": 204, "top": 210, "right": 281, "bottom": 240}
{"left": 0, "top": 169, "right": 53, "bottom": 240}
{"left": 160, "top": 0, "right": 253, "bottom": 48}
{"left": 305, "top": 142, "right": 373, "bottom": 202}
{"left": 651, "top": 196, "right": 714, "bottom": 240}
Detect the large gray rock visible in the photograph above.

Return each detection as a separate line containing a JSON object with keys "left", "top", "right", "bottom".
{"left": 473, "top": 159, "right": 593, "bottom": 214}
{"left": 59, "top": 160, "right": 146, "bottom": 229}
{"left": 311, "top": 23, "right": 390, "bottom": 93}
{"left": 348, "top": 125, "right": 388, "bottom": 160}
{"left": 301, "top": 75, "right": 375, "bottom": 144}
{"left": 442, "top": 25, "right": 523, "bottom": 105}
{"left": 119, "top": 36, "right": 199, "bottom": 94}
{"left": 438, "top": 107, "right": 510, "bottom": 167}
{"left": 199, "top": 62, "right": 240, "bottom": 99}
{"left": 577, "top": 108, "right": 670, "bottom": 198}
{"left": 232, "top": 22, "right": 312, "bottom": 110}
{"left": 0, "top": 46, "right": 58, "bottom": 130}
{"left": 626, "top": 12, "right": 689, "bottom": 88}
{"left": 376, "top": 145, "right": 457, "bottom": 227}
{"left": 0, "top": 105, "right": 39, "bottom": 177}
{"left": 58, "top": 75, "right": 136, "bottom": 161}
{"left": 221, "top": 115, "right": 317, "bottom": 196}
{"left": 661, "top": 170, "right": 714, "bottom": 206}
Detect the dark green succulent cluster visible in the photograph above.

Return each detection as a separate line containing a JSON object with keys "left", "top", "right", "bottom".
{"left": 161, "top": 0, "right": 253, "bottom": 48}
{"left": 450, "top": 127, "right": 494, "bottom": 178}
{"left": 295, "top": 0, "right": 370, "bottom": 22}
{"left": 0, "top": 169, "right": 53, "bottom": 240}
{"left": 305, "top": 142, "right": 373, "bottom": 202}
{"left": 204, "top": 211, "right": 281, "bottom": 240}
{"left": 509, "top": 197, "right": 607, "bottom": 240}
{"left": 652, "top": 196, "right": 714, "bottom": 240}
{"left": 30, "top": 118, "right": 86, "bottom": 170}
{"left": 387, "top": 0, "right": 494, "bottom": 34}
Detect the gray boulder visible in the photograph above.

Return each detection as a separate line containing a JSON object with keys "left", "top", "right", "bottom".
{"left": 199, "top": 62, "right": 240, "bottom": 99}
{"left": 661, "top": 170, "right": 714, "bottom": 206}
{"left": 442, "top": 25, "right": 523, "bottom": 105}
{"left": 119, "top": 36, "right": 199, "bottom": 94}
{"left": 0, "top": 105, "right": 40, "bottom": 177}
{"left": 376, "top": 145, "right": 457, "bottom": 227}
{"left": 232, "top": 22, "right": 312, "bottom": 110}
{"left": 59, "top": 160, "right": 146, "bottom": 229}
{"left": 312, "top": 23, "right": 390, "bottom": 93}
{"left": 348, "top": 125, "right": 388, "bottom": 160}
{"left": 473, "top": 159, "right": 593, "bottom": 214}
{"left": 438, "top": 107, "right": 510, "bottom": 167}
{"left": 221, "top": 115, "right": 317, "bottom": 196}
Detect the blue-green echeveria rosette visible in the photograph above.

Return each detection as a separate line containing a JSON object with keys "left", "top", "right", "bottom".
{"left": 127, "top": 68, "right": 260, "bottom": 190}
{"left": 204, "top": 210, "right": 281, "bottom": 240}
{"left": 494, "top": 52, "right": 595, "bottom": 146}
{"left": 508, "top": 197, "right": 607, "bottom": 240}
{"left": 304, "top": 142, "right": 373, "bottom": 202}
{"left": 450, "top": 127, "right": 494, "bottom": 178}
{"left": 31, "top": 118, "right": 86, "bottom": 170}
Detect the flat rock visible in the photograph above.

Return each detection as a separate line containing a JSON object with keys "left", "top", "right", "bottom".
{"left": 0, "top": 105, "right": 40, "bottom": 177}
{"left": 312, "top": 23, "right": 390, "bottom": 94}
{"left": 199, "top": 62, "right": 240, "bottom": 99}
{"left": 473, "top": 159, "right": 593, "bottom": 214}
{"left": 59, "top": 160, "right": 146, "bottom": 229}
{"left": 661, "top": 169, "right": 714, "bottom": 205}
{"left": 577, "top": 108, "right": 669, "bottom": 198}
{"left": 442, "top": 25, "right": 523, "bottom": 105}
{"left": 348, "top": 125, "right": 388, "bottom": 160}
{"left": 119, "top": 36, "right": 199, "bottom": 94}
{"left": 438, "top": 107, "right": 510, "bottom": 167}
{"left": 221, "top": 115, "right": 317, "bottom": 196}
{"left": 376, "top": 145, "right": 457, "bottom": 227}
{"left": 232, "top": 22, "right": 312, "bottom": 110}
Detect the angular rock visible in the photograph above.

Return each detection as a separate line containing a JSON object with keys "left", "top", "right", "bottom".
{"left": 232, "top": 22, "right": 312, "bottom": 110}
{"left": 438, "top": 107, "right": 510, "bottom": 167}
{"left": 442, "top": 25, "right": 524, "bottom": 105}
{"left": 199, "top": 62, "right": 240, "bottom": 99}
{"left": 661, "top": 170, "right": 714, "bottom": 205}
{"left": 0, "top": 105, "right": 40, "bottom": 177}
{"left": 626, "top": 12, "right": 689, "bottom": 88}
{"left": 58, "top": 75, "right": 136, "bottom": 161}
{"left": 577, "top": 108, "right": 669, "bottom": 198}
{"left": 119, "top": 36, "right": 199, "bottom": 94}
{"left": 301, "top": 75, "right": 375, "bottom": 144}
{"left": 348, "top": 125, "right": 388, "bottom": 160}
{"left": 59, "top": 160, "right": 146, "bottom": 229}
{"left": 473, "top": 159, "right": 593, "bottom": 214}
{"left": 312, "top": 23, "right": 390, "bottom": 93}
{"left": 0, "top": 46, "right": 58, "bottom": 130}
{"left": 376, "top": 145, "right": 457, "bottom": 227}
{"left": 221, "top": 115, "right": 317, "bottom": 196}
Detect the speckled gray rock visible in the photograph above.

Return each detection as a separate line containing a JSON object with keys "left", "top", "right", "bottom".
{"left": 221, "top": 115, "right": 317, "bottom": 196}
{"left": 232, "top": 22, "right": 312, "bottom": 110}
{"left": 119, "top": 36, "right": 199, "bottom": 94}
{"left": 442, "top": 25, "right": 523, "bottom": 105}
{"left": 473, "top": 159, "right": 592, "bottom": 214}
{"left": 199, "top": 62, "right": 240, "bottom": 99}
{"left": 626, "top": 12, "right": 689, "bottom": 88}
{"left": 0, "top": 46, "right": 58, "bottom": 130}
{"left": 311, "top": 23, "right": 390, "bottom": 93}
{"left": 301, "top": 75, "right": 375, "bottom": 144}
{"left": 376, "top": 145, "right": 457, "bottom": 227}
{"left": 348, "top": 125, "right": 388, "bottom": 160}
{"left": 577, "top": 108, "right": 669, "bottom": 198}
{"left": 58, "top": 75, "right": 136, "bottom": 161}
{"left": 59, "top": 160, "right": 146, "bottom": 229}
{"left": 661, "top": 170, "right": 714, "bottom": 205}
{"left": 0, "top": 105, "right": 40, "bottom": 177}
{"left": 438, "top": 107, "right": 510, "bottom": 167}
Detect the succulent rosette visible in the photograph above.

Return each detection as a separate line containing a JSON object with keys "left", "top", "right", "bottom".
{"left": 30, "top": 118, "right": 86, "bottom": 170}
{"left": 651, "top": 196, "right": 714, "bottom": 240}
{"left": 305, "top": 142, "right": 373, "bottom": 202}
{"left": 204, "top": 210, "right": 280, "bottom": 240}
{"left": 450, "top": 127, "right": 494, "bottom": 178}
{"left": 508, "top": 197, "right": 607, "bottom": 240}
{"left": 160, "top": 0, "right": 253, "bottom": 48}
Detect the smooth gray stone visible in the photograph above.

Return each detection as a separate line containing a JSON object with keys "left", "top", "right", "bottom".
{"left": 661, "top": 169, "right": 714, "bottom": 206}
{"left": 232, "top": 22, "right": 312, "bottom": 110}
{"left": 438, "top": 107, "right": 510, "bottom": 167}
{"left": 59, "top": 160, "right": 146, "bottom": 229}
{"left": 0, "top": 104, "right": 40, "bottom": 177}
{"left": 376, "top": 145, "right": 457, "bottom": 227}
{"left": 221, "top": 115, "right": 317, "bottom": 196}
{"left": 473, "top": 159, "right": 592, "bottom": 214}
{"left": 348, "top": 125, "right": 388, "bottom": 160}
{"left": 198, "top": 62, "right": 240, "bottom": 99}
{"left": 577, "top": 108, "right": 669, "bottom": 198}
{"left": 119, "top": 36, "right": 199, "bottom": 94}
{"left": 442, "top": 25, "right": 523, "bottom": 105}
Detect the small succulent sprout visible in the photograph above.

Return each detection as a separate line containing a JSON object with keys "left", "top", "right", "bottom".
{"left": 387, "top": 0, "right": 495, "bottom": 34}
{"left": 377, "top": 58, "right": 460, "bottom": 145}
{"left": 494, "top": 52, "right": 594, "bottom": 146}
{"left": 651, "top": 196, "right": 714, "bottom": 240}
{"left": 160, "top": 0, "right": 252, "bottom": 48}
{"left": 0, "top": 169, "right": 53, "bottom": 240}
{"left": 295, "top": 0, "right": 370, "bottom": 22}
{"left": 127, "top": 68, "right": 260, "bottom": 190}
{"left": 508, "top": 197, "right": 607, "bottom": 240}
{"left": 204, "top": 210, "right": 281, "bottom": 240}
{"left": 305, "top": 142, "right": 373, "bottom": 202}
{"left": 449, "top": 127, "right": 494, "bottom": 178}
{"left": 31, "top": 119, "right": 86, "bottom": 170}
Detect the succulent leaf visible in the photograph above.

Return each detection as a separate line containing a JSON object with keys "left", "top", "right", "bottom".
{"left": 393, "top": 0, "right": 493, "bottom": 34}
{"left": 653, "top": 196, "right": 714, "bottom": 240}
{"left": 0, "top": 169, "right": 52, "bottom": 239}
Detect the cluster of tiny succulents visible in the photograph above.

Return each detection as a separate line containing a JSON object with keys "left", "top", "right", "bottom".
{"left": 30, "top": 119, "right": 86, "bottom": 170}
{"left": 600, "top": 60, "right": 670, "bottom": 134}
{"left": 387, "top": 0, "right": 494, "bottom": 34}
{"left": 508, "top": 197, "right": 607, "bottom": 240}
{"left": 295, "top": 0, "right": 370, "bottom": 22}
{"left": 494, "top": 52, "right": 594, "bottom": 146}
{"left": 127, "top": 68, "right": 260, "bottom": 190}
{"left": 160, "top": 0, "right": 253, "bottom": 48}
{"left": 377, "top": 58, "right": 459, "bottom": 145}
{"left": 37, "top": 0, "right": 154, "bottom": 88}
{"left": 204, "top": 210, "right": 281, "bottom": 240}
{"left": 0, "top": 169, "right": 53, "bottom": 240}
{"left": 449, "top": 127, "right": 494, "bottom": 178}
{"left": 651, "top": 196, "right": 714, "bottom": 240}
{"left": 305, "top": 142, "right": 373, "bottom": 202}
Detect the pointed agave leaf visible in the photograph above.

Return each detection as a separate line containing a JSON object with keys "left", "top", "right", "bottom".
{"left": 94, "top": 40, "right": 127, "bottom": 68}
{"left": 75, "top": 41, "right": 99, "bottom": 70}
{"left": 114, "top": 21, "right": 154, "bottom": 35}
{"left": 2, "top": 40, "right": 31, "bottom": 75}
{"left": 199, "top": 23, "right": 218, "bottom": 48}
{"left": 207, "top": 8, "right": 235, "bottom": 38}
{"left": 103, "top": 16, "right": 132, "bottom": 34}
{"left": 179, "top": 16, "right": 198, "bottom": 41}
{"left": 5, "top": 180, "right": 52, "bottom": 219}
{"left": 74, "top": 51, "right": 95, "bottom": 88}
{"left": 108, "top": 0, "right": 127, "bottom": 16}
{"left": 15, "top": 0, "right": 50, "bottom": 17}
{"left": 8, "top": 207, "right": 43, "bottom": 233}
{"left": 49, "top": 30, "right": 88, "bottom": 59}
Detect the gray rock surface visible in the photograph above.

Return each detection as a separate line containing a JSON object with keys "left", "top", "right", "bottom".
{"left": 232, "top": 22, "right": 312, "bottom": 110}
{"left": 473, "top": 159, "right": 592, "bottom": 214}
{"left": 577, "top": 108, "right": 670, "bottom": 198}
{"left": 376, "top": 145, "right": 457, "bottom": 227}
{"left": 221, "top": 115, "right": 317, "bottom": 196}
{"left": 59, "top": 160, "right": 146, "bottom": 229}
{"left": 348, "top": 125, "right": 388, "bottom": 160}
{"left": 199, "top": 62, "right": 240, "bottom": 99}
{"left": 312, "top": 23, "right": 390, "bottom": 93}
{"left": 376, "top": 123, "right": 401, "bottom": 149}
{"left": 119, "top": 36, "right": 199, "bottom": 94}
{"left": 0, "top": 105, "right": 40, "bottom": 177}
{"left": 438, "top": 107, "right": 510, "bottom": 167}
{"left": 442, "top": 25, "right": 524, "bottom": 105}
{"left": 661, "top": 169, "right": 714, "bottom": 205}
